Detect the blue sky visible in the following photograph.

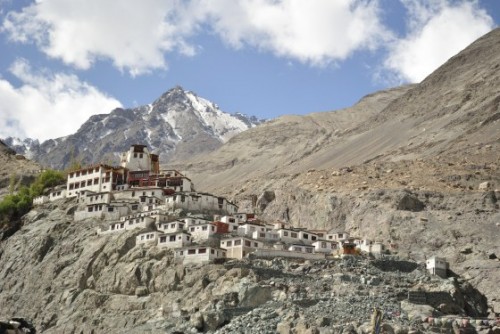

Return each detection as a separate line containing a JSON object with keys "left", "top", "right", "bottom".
{"left": 0, "top": 0, "right": 498, "bottom": 141}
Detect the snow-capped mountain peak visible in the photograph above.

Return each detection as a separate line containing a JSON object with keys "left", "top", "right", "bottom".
{"left": 3, "top": 86, "right": 264, "bottom": 169}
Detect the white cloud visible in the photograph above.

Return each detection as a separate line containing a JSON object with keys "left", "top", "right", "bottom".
{"left": 2, "top": 0, "right": 203, "bottom": 76}
{"left": 2, "top": 0, "right": 391, "bottom": 73}
{"left": 201, "top": 0, "right": 391, "bottom": 65}
{"left": 0, "top": 59, "right": 122, "bottom": 141}
{"left": 384, "top": 0, "right": 494, "bottom": 83}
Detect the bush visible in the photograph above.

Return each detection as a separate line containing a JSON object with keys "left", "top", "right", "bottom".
{"left": 0, "top": 169, "right": 66, "bottom": 226}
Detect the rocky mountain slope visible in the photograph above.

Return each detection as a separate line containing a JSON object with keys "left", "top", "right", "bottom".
{"left": 167, "top": 29, "right": 500, "bottom": 312}
{"left": 0, "top": 140, "right": 39, "bottom": 199}
{"left": 176, "top": 28, "right": 500, "bottom": 192}
{"left": 4, "top": 87, "right": 263, "bottom": 170}
{"left": 0, "top": 202, "right": 493, "bottom": 333}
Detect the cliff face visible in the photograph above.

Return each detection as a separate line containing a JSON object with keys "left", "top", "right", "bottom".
{"left": 0, "top": 200, "right": 491, "bottom": 333}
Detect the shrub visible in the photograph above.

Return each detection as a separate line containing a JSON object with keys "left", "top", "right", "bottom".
{"left": 0, "top": 169, "right": 66, "bottom": 226}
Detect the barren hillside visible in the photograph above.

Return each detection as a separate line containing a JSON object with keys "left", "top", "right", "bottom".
{"left": 0, "top": 140, "right": 40, "bottom": 199}
{"left": 167, "top": 29, "right": 500, "bottom": 310}
{"left": 175, "top": 28, "right": 500, "bottom": 193}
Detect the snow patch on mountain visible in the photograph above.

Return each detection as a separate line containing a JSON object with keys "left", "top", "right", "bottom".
{"left": 185, "top": 91, "right": 250, "bottom": 142}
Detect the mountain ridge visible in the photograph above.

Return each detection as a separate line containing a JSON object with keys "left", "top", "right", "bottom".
{"left": 3, "top": 86, "right": 264, "bottom": 169}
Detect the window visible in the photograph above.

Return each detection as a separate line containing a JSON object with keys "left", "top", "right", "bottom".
{"left": 312, "top": 236, "right": 317, "bottom": 241}
{"left": 306, "top": 248, "right": 313, "bottom": 253}
{"left": 179, "top": 251, "right": 183, "bottom": 255}
{"left": 139, "top": 153, "right": 143, "bottom": 158}
{"left": 120, "top": 223, "right": 124, "bottom": 228}
{"left": 211, "top": 249, "right": 215, "bottom": 254}
{"left": 190, "top": 227, "right": 195, "bottom": 232}
{"left": 169, "top": 235, "right": 176, "bottom": 242}
{"left": 254, "top": 242, "right": 258, "bottom": 247}
{"left": 245, "top": 241, "right": 251, "bottom": 247}
{"left": 293, "top": 247, "right": 301, "bottom": 252}
{"left": 188, "top": 249, "right": 196, "bottom": 255}
{"left": 202, "top": 226, "right": 207, "bottom": 231}
{"left": 141, "top": 235, "right": 145, "bottom": 240}
{"left": 108, "top": 207, "right": 114, "bottom": 212}
{"left": 226, "top": 241, "right": 232, "bottom": 247}
{"left": 69, "top": 172, "right": 74, "bottom": 178}
{"left": 160, "top": 236, "right": 166, "bottom": 243}
{"left": 131, "top": 205, "right": 138, "bottom": 210}
{"left": 87, "top": 180, "right": 92, "bottom": 186}
{"left": 291, "top": 232, "right": 298, "bottom": 238}
{"left": 321, "top": 242, "right": 327, "bottom": 248}
{"left": 198, "top": 248, "right": 206, "bottom": 254}
{"left": 88, "top": 207, "right": 93, "bottom": 212}
{"left": 234, "top": 239, "right": 241, "bottom": 246}
{"left": 259, "top": 233, "right": 265, "bottom": 238}
{"left": 283, "top": 231, "right": 289, "bottom": 236}
{"left": 303, "top": 233, "right": 309, "bottom": 239}
{"left": 134, "top": 153, "right": 137, "bottom": 158}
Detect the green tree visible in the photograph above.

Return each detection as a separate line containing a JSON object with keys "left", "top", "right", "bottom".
{"left": 0, "top": 169, "right": 66, "bottom": 226}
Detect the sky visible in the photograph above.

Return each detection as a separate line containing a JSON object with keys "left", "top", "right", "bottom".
{"left": 0, "top": 0, "right": 498, "bottom": 142}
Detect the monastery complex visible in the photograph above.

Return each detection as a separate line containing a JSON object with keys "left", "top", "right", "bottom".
{"left": 33, "top": 145, "right": 448, "bottom": 277}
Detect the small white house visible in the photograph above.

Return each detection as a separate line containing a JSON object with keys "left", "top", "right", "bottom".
{"left": 237, "top": 222, "right": 266, "bottom": 237}
{"left": 326, "top": 232, "right": 349, "bottom": 242}
{"left": 165, "top": 192, "right": 238, "bottom": 214}
{"left": 33, "top": 195, "right": 49, "bottom": 205}
{"left": 174, "top": 246, "right": 226, "bottom": 265}
{"left": 136, "top": 231, "right": 162, "bottom": 245}
{"left": 251, "top": 230, "right": 280, "bottom": 241}
{"left": 357, "top": 239, "right": 385, "bottom": 255}
{"left": 312, "top": 240, "right": 337, "bottom": 254}
{"left": 158, "top": 220, "right": 186, "bottom": 233}
{"left": 220, "top": 236, "right": 264, "bottom": 259}
{"left": 288, "top": 244, "right": 315, "bottom": 254}
{"left": 158, "top": 232, "right": 192, "bottom": 249}
{"left": 182, "top": 217, "right": 212, "bottom": 227}
{"left": 98, "top": 216, "right": 155, "bottom": 234}
{"left": 188, "top": 223, "right": 217, "bottom": 242}
{"left": 48, "top": 187, "right": 66, "bottom": 201}
{"left": 277, "top": 228, "right": 316, "bottom": 244}
{"left": 426, "top": 256, "right": 449, "bottom": 278}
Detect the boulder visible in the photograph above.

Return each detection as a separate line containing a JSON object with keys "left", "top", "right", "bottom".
{"left": 202, "top": 310, "right": 226, "bottom": 331}
{"left": 256, "top": 190, "right": 276, "bottom": 211}
{"left": 479, "top": 182, "right": 492, "bottom": 190}
{"left": 276, "top": 320, "right": 292, "bottom": 334}
{"left": 190, "top": 312, "right": 204, "bottom": 331}
{"left": 396, "top": 194, "right": 425, "bottom": 212}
